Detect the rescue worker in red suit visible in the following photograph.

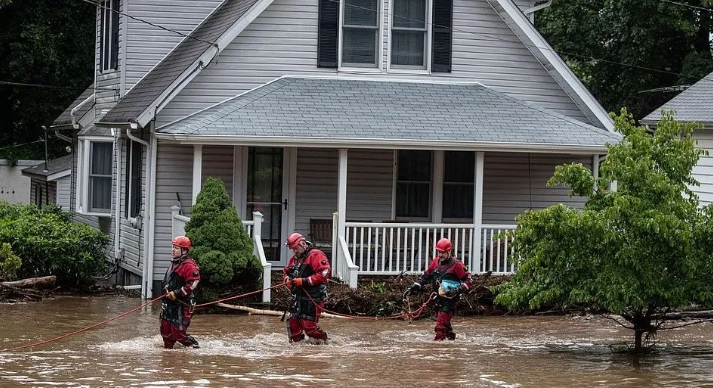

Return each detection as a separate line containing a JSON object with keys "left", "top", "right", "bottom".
{"left": 283, "top": 232, "right": 331, "bottom": 344}
{"left": 403, "top": 238, "right": 473, "bottom": 340}
{"left": 160, "top": 236, "right": 201, "bottom": 349}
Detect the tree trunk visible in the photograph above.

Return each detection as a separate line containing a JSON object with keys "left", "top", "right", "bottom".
{"left": 1, "top": 276, "right": 56, "bottom": 289}
{"left": 634, "top": 329, "right": 643, "bottom": 353}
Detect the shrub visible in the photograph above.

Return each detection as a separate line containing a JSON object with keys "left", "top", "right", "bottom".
{"left": 0, "top": 201, "right": 108, "bottom": 287}
{"left": 184, "top": 178, "right": 261, "bottom": 302}
{"left": 0, "top": 242, "right": 22, "bottom": 280}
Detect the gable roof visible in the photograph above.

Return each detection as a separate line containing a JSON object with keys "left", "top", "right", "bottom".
{"left": 97, "top": 0, "right": 269, "bottom": 128}
{"left": 21, "top": 155, "right": 73, "bottom": 181}
{"left": 51, "top": 84, "right": 94, "bottom": 128}
{"left": 156, "top": 77, "right": 620, "bottom": 153}
{"left": 486, "top": 0, "right": 613, "bottom": 131}
{"left": 641, "top": 71, "right": 713, "bottom": 127}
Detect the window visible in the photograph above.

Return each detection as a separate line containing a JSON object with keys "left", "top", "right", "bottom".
{"left": 391, "top": 0, "right": 429, "bottom": 68}
{"left": 100, "top": 0, "right": 119, "bottom": 72}
{"left": 395, "top": 150, "right": 432, "bottom": 218}
{"left": 88, "top": 141, "right": 113, "bottom": 214}
{"left": 341, "top": 0, "right": 380, "bottom": 67}
{"left": 443, "top": 151, "right": 474, "bottom": 219}
{"left": 124, "top": 139, "right": 142, "bottom": 218}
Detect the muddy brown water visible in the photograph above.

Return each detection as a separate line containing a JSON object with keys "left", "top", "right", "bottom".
{"left": 2, "top": 296, "right": 713, "bottom": 387}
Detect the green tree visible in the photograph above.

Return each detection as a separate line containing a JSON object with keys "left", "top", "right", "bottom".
{"left": 184, "top": 177, "right": 261, "bottom": 302}
{"left": 495, "top": 110, "right": 713, "bottom": 352}
{"left": 0, "top": 0, "right": 94, "bottom": 161}
{"left": 536, "top": 0, "right": 713, "bottom": 120}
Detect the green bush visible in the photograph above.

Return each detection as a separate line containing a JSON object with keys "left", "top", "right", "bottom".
{"left": 184, "top": 177, "right": 262, "bottom": 302}
{"left": 0, "top": 201, "right": 108, "bottom": 287}
{"left": 0, "top": 242, "right": 22, "bottom": 280}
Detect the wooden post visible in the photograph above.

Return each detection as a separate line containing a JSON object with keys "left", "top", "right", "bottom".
{"left": 192, "top": 144, "right": 203, "bottom": 205}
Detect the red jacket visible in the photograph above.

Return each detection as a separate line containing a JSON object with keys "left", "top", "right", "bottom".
{"left": 417, "top": 256, "right": 473, "bottom": 292}
{"left": 283, "top": 247, "right": 330, "bottom": 287}
{"left": 164, "top": 257, "right": 201, "bottom": 298}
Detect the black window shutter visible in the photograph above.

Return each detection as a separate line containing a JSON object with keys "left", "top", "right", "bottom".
{"left": 317, "top": 0, "right": 339, "bottom": 68}
{"left": 432, "top": 0, "right": 453, "bottom": 73}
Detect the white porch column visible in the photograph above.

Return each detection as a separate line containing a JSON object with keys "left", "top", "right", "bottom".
{"left": 232, "top": 146, "right": 247, "bottom": 219}
{"left": 592, "top": 154, "right": 600, "bottom": 180}
{"left": 432, "top": 150, "right": 444, "bottom": 223}
{"left": 336, "top": 149, "right": 348, "bottom": 266}
{"left": 472, "top": 151, "right": 485, "bottom": 273}
{"left": 192, "top": 144, "right": 203, "bottom": 205}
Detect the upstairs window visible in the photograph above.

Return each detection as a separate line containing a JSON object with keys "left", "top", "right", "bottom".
{"left": 341, "top": 0, "right": 380, "bottom": 68}
{"left": 395, "top": 150, "right": 432, "bottom": 219}
{"left": 100, "top": 0, "right": 119, "bottom": 72}
{"left": 391, "top": 0, "right": 429, "bottom": 69}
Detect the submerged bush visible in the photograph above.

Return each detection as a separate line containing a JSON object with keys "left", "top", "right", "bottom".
{"left": 0, "top": 201, "right": 107, "bottom": 287}
{"left": 0, "top": 242, "right": 22, "bottom": 280}
{"left": 184, "top": 177, "right": 262, "bottom": 302}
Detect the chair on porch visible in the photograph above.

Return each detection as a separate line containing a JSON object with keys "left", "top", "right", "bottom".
{"left": 309, "top": 218, "right": 333, "bottom": 260}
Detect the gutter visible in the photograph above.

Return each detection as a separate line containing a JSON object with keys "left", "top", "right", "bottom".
{"left": 126, "top": 128, "right": 153, "bottom": 299}
{"left": 143, "top": 133, "right": 158, "bottom": 299}
{"left": 524, "top": 0, "right": 552, "bottom": 14}
{"left": 71, "top": 93, "right": 95, "bottom": 129}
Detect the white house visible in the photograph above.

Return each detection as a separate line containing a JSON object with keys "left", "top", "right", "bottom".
{"left": 53, "top": 0, "right": 619, "bottom": 300}
{"left": 642, "top": 71, "right": 713, "bottom": 207}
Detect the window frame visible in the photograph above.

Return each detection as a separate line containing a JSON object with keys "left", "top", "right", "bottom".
{"left": 99, "top": 0, "right": 119, "bottom": 73}
{"left": 393, "top": 149, "right": 433, "bottom": 221}
{"left": 442, "top": 151, "right": 475, "bottom": 221}
{"left": 387, "top": 0, "right": 432, "bottom": 72}
{"left": 338, "top": 0, "right": 384, "bottom": 71}
{"left": 124, "top": 139, "right": 142, "bottom": 219}
{"left": 78, "top": 137, "right": 114, "bottom": 216}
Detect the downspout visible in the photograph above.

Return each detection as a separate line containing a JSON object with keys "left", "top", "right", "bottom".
{"left": 71, "top": 93, "right": 95, "bottom": 129}
{"left": 524, "top": 0, "right": 552, "bottom": 15}
{"left": 144, "top": 132, "right": 158, "bottom": 298}
{"left": 126, "top": 125, "right": 152, "bottom": 298}
{"left": 114, "top": 128, "right": 123, "bottom": 265}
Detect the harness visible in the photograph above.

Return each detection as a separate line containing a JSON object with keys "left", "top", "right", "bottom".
{"left": 286, "top": 247, "right": 327, "bottom": 321}
{"left": 160, "top": 258, "right": 196, "bottom": 327}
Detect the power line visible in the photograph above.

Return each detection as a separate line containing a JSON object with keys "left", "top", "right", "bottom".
{"left": 0, "top": 139, "right": 44, "bottom": 151}
{"left": 78, "top": 0, "right": 218, "bottom": 48}
{"left": 659, "top": 0, "right": 713, "bottom": 13}
{"left": 0, "top": 80, "right": 117, "bottom": 91}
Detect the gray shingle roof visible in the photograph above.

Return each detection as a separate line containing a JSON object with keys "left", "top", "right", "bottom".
{"left": 52, "top": 84, "right": 94, "bottom": 127}
{"left": 21, "top": 155, "right": 73, "bottom": 179}
{"left": 642, "top": 71, "right": 713, "bottom": 125}
{"left": 157, "top": 77, "right": 621, "bottom": 148}
{"left": 99, "top": 0, "right": 260, "bottom": 125}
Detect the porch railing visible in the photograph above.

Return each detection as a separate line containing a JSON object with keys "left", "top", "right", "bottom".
{"left": 171, "top": 206, "right": 272, "bottom": 302}
{"left": 333, "top": 212, "right": 359, "bottom": 288}
{"left": 343, "top": 221, "right": 517, "bottom": 276}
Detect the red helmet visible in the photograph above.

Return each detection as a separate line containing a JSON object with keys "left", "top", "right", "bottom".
{"left": 172, "top": 236, "right": 191, "bottom": 250}
{"left": 285, "top": 232, "right": 305, "bottom": 249}
{"left": 435, "top": 238, "right": 452, "bottom": 253}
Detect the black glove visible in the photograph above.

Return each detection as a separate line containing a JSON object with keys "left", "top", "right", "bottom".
{"left": 445, "top": 284, "right": 467, "bottom": 298}
{"left": 403, "top": 283, "right": 421, "bottom": 298}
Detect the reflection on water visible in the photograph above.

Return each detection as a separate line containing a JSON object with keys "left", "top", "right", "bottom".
{"left": 2, "top": 296, "right": 713, "bottom": 387}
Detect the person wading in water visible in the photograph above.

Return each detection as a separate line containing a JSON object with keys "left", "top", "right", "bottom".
{"left": 160, "top": 236, "right": 201, "bottom": 349}
{"left": 403, "top": 238, "right": 473, "bottom": 340}
{"left": 283, "top": 232, "right": 331, "bottom": 344}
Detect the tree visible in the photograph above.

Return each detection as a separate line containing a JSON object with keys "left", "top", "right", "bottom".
{"left": 536, "top": 0, "right": 713, "bottom": 120}
{"left": 494, "top": 110, "right": 713, "bottom": 352}
{"left": 184, "top": 177, "right": 262, "bottom": 302}
{"left": 0, "top": 0, "right": 94, "bottom": 161}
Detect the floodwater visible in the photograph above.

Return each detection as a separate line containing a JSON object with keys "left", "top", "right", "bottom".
{"left": 2, "top": 297, "right": 713, "bottom": 387}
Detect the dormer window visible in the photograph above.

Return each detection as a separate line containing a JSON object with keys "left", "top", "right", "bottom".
{"left": 341, "top": 0, "right": 380, "bottom": 68}
{"left": 100, "top": 0, "right": 119, "bottom": 72}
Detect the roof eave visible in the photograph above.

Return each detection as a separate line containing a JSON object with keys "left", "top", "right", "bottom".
{"left": 155, "top": 133, "right": 612, "bottom": 154}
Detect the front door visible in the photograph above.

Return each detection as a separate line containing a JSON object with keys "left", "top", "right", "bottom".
{"left": 246, "top": 147, "right": 290, "bottom": 265}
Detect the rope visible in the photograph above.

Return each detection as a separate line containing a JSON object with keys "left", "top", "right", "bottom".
{"left": 0, "top": 295, "right": 165, "bottom": 353}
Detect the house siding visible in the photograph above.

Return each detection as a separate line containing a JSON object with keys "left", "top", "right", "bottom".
{"left": 57, "top": 176, "right": 71, "bottom": 210}
{"left": 693, "top": 130, "right": 713, "bottom": 207}
{"left": 482, "top": 152, "right": 590, "bottom": 224}
{"left": 29, "top": 179, "right": 57, "bottom": 207}
{"left": 153, "top": 142, "right": 194, "bottom": 280}
{"left": 124, "top": 0, "right": 223, "bottom": 92}
{"left": 156, "top": 0, "right": 591, "bottom": 127}
{"left": 117, "top": 136, "right": 150, "bottom": 276}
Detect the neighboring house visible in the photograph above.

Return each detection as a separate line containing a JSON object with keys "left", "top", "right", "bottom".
{"left": 21, "top": 155, "right": 73, "bottom": 209}
{"left": 55, "top": 0, "right": 619, "bottom": 300}
{"left": 642, "top": 71, "right": 713, "bottom": 207}
{"left": 0, "top": 160, "right": 44, "bottom": 204}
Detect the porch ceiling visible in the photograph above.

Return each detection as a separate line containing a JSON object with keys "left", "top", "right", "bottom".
{"left": 156, "top": 76, "right": 621, "bottom": 151}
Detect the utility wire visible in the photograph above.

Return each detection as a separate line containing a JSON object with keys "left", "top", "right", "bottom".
{"left": 77, "top": 0, "right": 218, "bottom": 48}
{"left": 659, "top": 0, "right": 713, "bottom": 13}
{"left": 0, "top": 80, "right": 117, "bottom": 91}
{"left": 332, "top": 0, "right": 713, "bottom": 85}
{"left": 0, "top": 139, "right": 45, "bottom": 151}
